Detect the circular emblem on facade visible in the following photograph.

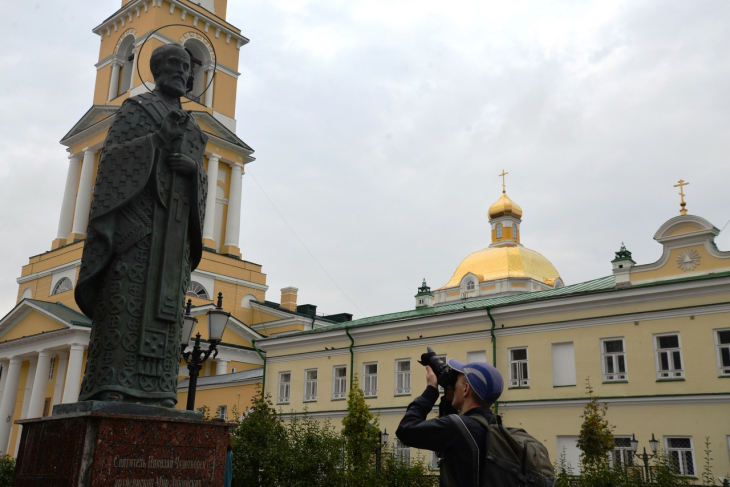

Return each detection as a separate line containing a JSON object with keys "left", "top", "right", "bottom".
{"left": 676, "top": 249, "right": 700, "bottom": 271}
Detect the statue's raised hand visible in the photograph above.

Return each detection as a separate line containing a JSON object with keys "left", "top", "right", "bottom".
{"left": 158, "top": 109, "right": 189, "bottom": 143}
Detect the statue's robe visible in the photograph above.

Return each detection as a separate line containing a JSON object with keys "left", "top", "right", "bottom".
{"left": 75, "top": 91, "right": 208, "bottom": 405}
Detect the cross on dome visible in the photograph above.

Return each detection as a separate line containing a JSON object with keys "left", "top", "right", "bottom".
{"left": 674, "top": 179, "right": 689, "bottom": 216}
{"left": 499, "top": 169, "right": 508, "bottom": 193}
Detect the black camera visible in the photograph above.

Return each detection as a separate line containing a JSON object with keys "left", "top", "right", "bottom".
{"left": 418, "top": 347, "right": 458, "bottom": 390}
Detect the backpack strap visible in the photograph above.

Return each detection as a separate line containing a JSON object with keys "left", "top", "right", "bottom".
{"left": 449, "top": 415, "right": 481, "bottom": 487}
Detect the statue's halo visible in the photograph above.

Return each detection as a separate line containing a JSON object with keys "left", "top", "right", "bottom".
{"left": 135, "top": 24, "right": 218, "bottom": 105}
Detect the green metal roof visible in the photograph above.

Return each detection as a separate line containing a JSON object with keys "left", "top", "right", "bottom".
{"left": 260, "top": 270, "right": 730, "bottom": 340}
{"left": 26, "top": 299, "right": 91, "bottom": 327}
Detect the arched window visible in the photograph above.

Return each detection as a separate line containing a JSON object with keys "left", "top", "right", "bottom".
{"left": 51, "top": 278, "right": 73, "bottom": 296}
{"left": 512, "top": 224, "right": 518, "bottom": 240}
{"left": 117, "top": 35, "right": 136, "bottom": 95}
{"left": 466, "top": 280, "right": 475, "bottom": 291}
{"left": 186, "top": 281, "right": 210, "bottom": 299}
{"left": 182, "top": 38, "right": 212, "bottom": 102}
{"left": 496, "top": 224, "right": 503, "bottom": 239}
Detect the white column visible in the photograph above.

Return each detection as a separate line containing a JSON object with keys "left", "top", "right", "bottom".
{"left": 202, "top": 155, "right": 219, "bottom": 242}
{"left": 70, "top": 148, "right": 97, "bottom": 238}
{"left": 27, "top": 351, "right": 52, "bottom": 419}
{"left": 0, "top": 362, "right": 8, "bottom": 410}
{"left": 56, "top": 154, "right": 82, "bottom": 240}
{"left": 216, "top": 360, "right": 228, "bottom": 376}
{"left": 0, "top": 358, "right": 22, "bottom": 455}
{"left": 223, "top": 163, "right": 243, "bottom": 248}
{"left": 52, "top": 353, "right": 68, "bottom": 406}
{"left": 62, "top": 345, "right": 85, "bottom": 404}
{"left": 204, "top": 67, "right": 214, "bottom": 107}
{"left": 108, "top": 60, "right": 122, "bottom": 101}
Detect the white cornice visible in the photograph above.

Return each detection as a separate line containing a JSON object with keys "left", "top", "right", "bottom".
{"left": 17, "top": 260, "right": 81, "bottom": 285}
{"left": 264, "top": 302, "right": 730, "bottom": 362}
{"left": 93, "top": 0, "right": 250, "bottom": 50}
{"left": 500, "top": 394, "right": 730, "bottom": 410}
{"left": 0, "top": 329, "right": 90, "bottom": 360}
{"left": 193, "top": 268, "right": 268, "bottom": 292}
{"left": 258, "top": 275, "right": 730, "bottom": 352}
{"left": 277, "top": 394, "right": 729, "bottom": 419}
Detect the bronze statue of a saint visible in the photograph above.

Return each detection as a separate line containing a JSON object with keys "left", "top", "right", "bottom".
{"left": 75, "top": 44, "right": 208, "bottom": 407}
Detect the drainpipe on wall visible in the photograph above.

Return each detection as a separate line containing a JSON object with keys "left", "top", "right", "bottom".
{"left": 252, "top": 339, "right": 266, "bottom": 394}
{"left": 345, "top": 326, "right": 354, "bottom": 391}
{"left": 486, "top": 306, "right": 499, "bottom": 414}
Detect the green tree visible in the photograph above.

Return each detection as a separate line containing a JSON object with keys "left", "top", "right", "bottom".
{"left": 278, "top": 412, "right": 347, "bottom": 487}
{"left": 702, "top": 437, "right": 717, "bottom": 486}
{"left": 341, "top": 374, "right": 379, "bottom": 474}
{"left": 0, "top": 455, "right": 14, "bottom": 487}
{"left": 576, "top": 379, "right": 614, "bottom": 469}
{"left": 651, "top": 450, "right": 692, "bottom": 487}
{"left": 230, "top": 386, "right": 287, "bottom": 487}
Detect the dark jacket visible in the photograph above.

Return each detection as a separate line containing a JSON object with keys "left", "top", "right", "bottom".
{"left": 396, "top": 386, "right": 494, "bottom": 487}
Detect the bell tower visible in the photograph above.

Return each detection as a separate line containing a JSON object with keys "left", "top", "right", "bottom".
{"left": 17, "top": 0, "right": 266, "bottom": 321}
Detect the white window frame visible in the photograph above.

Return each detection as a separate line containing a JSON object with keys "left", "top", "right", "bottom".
{"left": 600, "top": 337, "right": 628, "bottom": 382}
{"left": 51, "top": 277, "right": 73, "bottom": 296}
{"left": 429, "top": 450, "right": 440, "bottom": 471}
{"left": 216, "top": 405, "right": 227, "bottom": 420}
{"left": 654, "top": 333, "right": 684, "bottom": 379}
{"left": 48, "top": 357, "right": 55, "bottom": 381}
{"left": 332, "top": 365, "right": 347, "bottom": 400}
{"left": 395, "top": 359, "right": 411, "bottom": 395}
{"left": 304, "top": 369, "right": 318, "bottom": 402}
{"left": 496, "top": 223, "right": 503, "bottom": 239}
{"left": 508, "top": 347, "right": 529, "bottom": 388}
{"left": 512, "top": 224, "right": 518, "bottom": 240}
{"left": 611, "top": 436, "right": 634, "bottom": 467}
{"left": 714, "top": 328, "right": 730, "bottom": 377}
{"left": 277, "top": 371, "right": 291, "bottom": 404}
{"left": 466, "top": 280, "right": 475, "bottom": 291}
{"left": 665, "top": 436, "right": 696, "bottom": 477}
{"left": 363, "top": 362, "right": 378, "bottom": 398}
{"left": 394, "top": 439, "right": 411, "bottom": 465}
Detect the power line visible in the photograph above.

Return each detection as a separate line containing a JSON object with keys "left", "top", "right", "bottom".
{"left": 246, "top": 169, "right": 366, "bottom": 318}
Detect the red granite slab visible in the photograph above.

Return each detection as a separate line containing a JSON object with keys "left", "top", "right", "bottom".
{"left": 13, "top": 412, "right": 233, "bottom": 487}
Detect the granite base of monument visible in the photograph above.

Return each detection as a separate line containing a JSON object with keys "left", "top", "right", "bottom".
{"left": 12, "top": 402, "right": 232, "bottom": 487}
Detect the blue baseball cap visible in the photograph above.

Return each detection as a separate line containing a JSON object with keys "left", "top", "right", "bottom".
{"left": 448, "top": 359, "right": 503, "bottom": 402}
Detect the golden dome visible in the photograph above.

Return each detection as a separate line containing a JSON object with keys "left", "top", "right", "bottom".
{"left": 438, "top": 244, "right": 560, "bottom": 289}
{"left": 489, "top": 193, "right": 522, "bottom": 219}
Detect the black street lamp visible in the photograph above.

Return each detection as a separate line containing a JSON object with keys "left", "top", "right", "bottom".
{"left": 375, "top": 428, "right": 389, "bottom": 473}
{"left": 630, "top": 433, "right": 660, "bottom": 482}
{"left": 181, "top": 292, "right": 231, "bottom": 411}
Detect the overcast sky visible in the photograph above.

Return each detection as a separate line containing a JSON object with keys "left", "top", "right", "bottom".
{"left": 2, "top": 0, "right": 730, "bottom": 320}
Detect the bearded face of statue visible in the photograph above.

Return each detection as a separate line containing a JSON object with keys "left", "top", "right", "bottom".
{"left": 152, "top": 46, "right": 191, "bottom": 98}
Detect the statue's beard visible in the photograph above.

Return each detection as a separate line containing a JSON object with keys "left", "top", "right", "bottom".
{"left": 157, "top": 75, "right": 187, "bottom": 98}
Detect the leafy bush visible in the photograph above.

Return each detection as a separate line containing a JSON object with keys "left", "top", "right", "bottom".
{"left": 229, "top": 380, "right": 434, "bottom": 486}
{"left": 0, "top": 455, "right": 15, "bottom": 487}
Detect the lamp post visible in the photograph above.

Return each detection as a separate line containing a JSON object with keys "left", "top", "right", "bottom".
{"left": 181, "top": 292, "right": 231, "bottom": 411}
{"left": 375, "top": 428, "right": 389, "bottom": 473}
{"left": 630, "top": 433, "right": 660, "bottom": 482}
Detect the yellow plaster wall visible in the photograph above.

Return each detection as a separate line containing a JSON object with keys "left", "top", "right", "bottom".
{"left": 1, "top": 312, "right": 67, "bottom": 342}
{"left": 177, "top": 382, "right": 259, "bottom": 419}
{"left": 667, "top": 224, "right": 704, "bottom": 236}
{"left": 212, "top": 75, "right": 237, "bottom": 118}
{"left": 630, "top": 245, "right": 730, "bottom": 282}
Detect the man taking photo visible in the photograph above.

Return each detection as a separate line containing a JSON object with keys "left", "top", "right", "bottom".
{"left": 396, "top": 358, "right": 504, "bottom": 487}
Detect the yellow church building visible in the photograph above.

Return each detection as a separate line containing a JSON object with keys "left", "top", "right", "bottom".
{"left": 254, "top": 185, "right": 730, "bottom": 479}
{"left": 0, "top": 0, "right": 347, "bottom": 457}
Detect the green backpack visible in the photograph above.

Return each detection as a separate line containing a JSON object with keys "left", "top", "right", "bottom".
{"left": 442, "top": 414, "right": 556, "bottom": 487}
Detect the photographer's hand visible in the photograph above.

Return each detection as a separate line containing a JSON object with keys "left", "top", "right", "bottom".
{"left": 425, "top": 366, "right": 438, "bottom": 390}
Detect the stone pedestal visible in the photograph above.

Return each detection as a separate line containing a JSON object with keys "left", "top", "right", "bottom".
{"left": 13, "top": 402, "right": 232, "bottom": 487}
